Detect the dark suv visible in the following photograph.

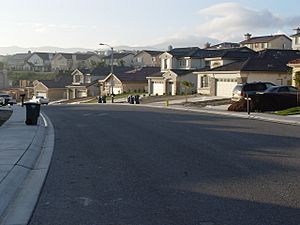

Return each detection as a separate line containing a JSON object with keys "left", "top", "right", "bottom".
{"left": 231, "top": 82, "right": 275, "bottom": 102}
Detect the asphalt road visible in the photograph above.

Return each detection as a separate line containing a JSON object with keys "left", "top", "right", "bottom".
{"left": 29, "top": 104, "right": 300, "bottom": 225}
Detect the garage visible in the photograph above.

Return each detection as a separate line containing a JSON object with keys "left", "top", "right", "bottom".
{"left": 216, "top": 78, "right": 237, "bottom": 97}
{"left": 36, "top": 92, "right": 47, "bottom": 98}
{"left": 152, "top": 81, "right": 164, "bottom": 95}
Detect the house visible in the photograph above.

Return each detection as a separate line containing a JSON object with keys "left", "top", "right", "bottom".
{"left": 195, "top": 49, "right": 300, "bottom": 97}
{"left": 287, "top": 59, "right": 300, "bottom": 87}
{"left": 66, "top": 68, "right": 99, "bottom": 99}
{"left": 27, "top": 52, "right": 54, "bottom": 72}
{"left": 133, "top": 50, "right": 163, "bottom": 68}
{"left": 51, "top": 53, "right": 102, "bottom": 71}
{"left": 147, "top": 47, "right": 254, "bottom": 96}
{"left": 100, "top": 67, "right": 160, "bottom": 95}
{"left": 205, "top": 42, "right": 240, "bottom": 49}
{"left": 103, "top": 52, "right": 134, "bottom": 67}
{"left": 74, "top": 53, "right": 102, "bottom": 69}
{"left": 291, "top": 28, "right": 300, "bottom": 50}
{"left": 7, "top": 52, "right": 31, "bottom": 71}
{"left": 0, "top": 69, "right": 9, "bottom": 89}
{"left": 240, "top": 33, "right": 292, "bottom": 51}
{"left": 32, "top": 76, "right": 72, "bottom": 101}
{"left": 65, "top": 67, "right": 132, "bottom": 99}
{"left": 51, "top": 53, "right": 74, "bottom": 71}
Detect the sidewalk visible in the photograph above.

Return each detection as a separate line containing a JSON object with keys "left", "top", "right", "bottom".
{"left": 0, "top": 105, "right": 54, "bottom": 225}
{"left": 141, "top": 96, "right": 300, "bottom": 126}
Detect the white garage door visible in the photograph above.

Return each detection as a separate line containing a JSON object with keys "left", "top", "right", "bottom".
{"left": 113, "top": 87, "right": 122, "bottom": 95}
{"left": 36, "top": 92, "right": 47, "bottom": 98}
{"left": 216, "top": 79, "right": 237, "bottom": 97}
{"left": 152, "top": 81, "right": 164, "bottom": 95}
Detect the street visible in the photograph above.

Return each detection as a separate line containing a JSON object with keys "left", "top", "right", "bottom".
{"left": 29, "top": 104, "right": 300, "bottom": 225}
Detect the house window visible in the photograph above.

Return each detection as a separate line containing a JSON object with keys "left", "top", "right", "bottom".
{"left": 152, "top": 57, "right": 156, "bottom": 62}
{"left": 137, "top": 57, "right": 142, "bottom": 63}
{"left": 74, "top": 75, "right": 81, "bottom": 83}
{"left": 164, "top": 59, "right": 168, "bottom": 69}
{"left": 186, "top": 59, "right": 189, "bottom": 67}
{"left": 201, "top": 75, "right": 209, "bottom": 88}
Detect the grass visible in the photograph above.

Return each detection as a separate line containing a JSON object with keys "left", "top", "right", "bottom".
{"left": 274, "top": 106, "right": 300, "bottom": 116}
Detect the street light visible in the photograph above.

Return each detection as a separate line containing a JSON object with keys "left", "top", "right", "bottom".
{"left": 99, "top": 43, "right": 114, "bottom": 99}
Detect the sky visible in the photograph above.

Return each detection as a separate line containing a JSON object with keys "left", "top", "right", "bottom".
{"left": 0, "top": 0, "right": 300, "bottom": 51}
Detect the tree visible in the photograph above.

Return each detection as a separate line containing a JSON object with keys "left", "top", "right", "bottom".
{"left": 181, "top": 80, "right": 193, "bottom": 103}
{"left": 294, "top": 71, "right": 300, "bottom": 87}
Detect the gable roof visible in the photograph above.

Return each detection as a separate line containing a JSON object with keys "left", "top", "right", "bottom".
{"left": 240, "top": 34, "right": 291, "bottom": 44}
{"left": 168, "top": 47, "right": 200, "bottom": 58}
{"left": 208, "top": 49, "right": 300, "bottom": 73}
{"left": 31, "top": 52, "right": 54, "bottom": 61}
{"left": 75, "top": 53, "right": 99, "bottom": 60}
{"left": 206, "top": 42, "right": 240, "bottom": 49}
{"left": 103, "top": 52, "right": 134, "bottom": 60}
{"left": 113, "top": 67, "right": 161, "bottom": 82}
{"left": 38, "top": 76, "right": 73, "bottom": 88}
{"left": 135, "top": 50, "right": 164, "bottom": 57}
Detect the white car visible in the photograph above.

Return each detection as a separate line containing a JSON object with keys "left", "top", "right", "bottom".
{"left": 30, "top": 96, "right": 49, "bottom": 105}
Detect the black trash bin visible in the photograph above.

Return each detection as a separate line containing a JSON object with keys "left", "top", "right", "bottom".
{"left": 134, "top": 95, "right": 140, "bottom": 104}
{"left": 24, "top": 102, "right": 40, "bottom": 125}
{"left": 98, "top": 96, "right": 102, "bottom": 103}
{"left": 130, "top": 95, "right": 135, "bottom": 104}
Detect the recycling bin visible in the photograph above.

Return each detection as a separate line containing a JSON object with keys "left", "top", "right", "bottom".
{"left": 24, "top": 102, "right": 40, "bottom": 125}
{"left": 130, "top": 95, "right": 135, "bottom": 104}
{"left": 98, "top": 96, "right": 102, "bottom": 103}
{"left": 134, "top": 95, "right": 140, "bottom": 104}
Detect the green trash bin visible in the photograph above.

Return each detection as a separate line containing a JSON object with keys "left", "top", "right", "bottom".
{"left": 24, "top": 102, "right": 41, "bottom": 125}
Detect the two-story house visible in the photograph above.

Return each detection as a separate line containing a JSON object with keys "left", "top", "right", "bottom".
{"left": 133, "top": 50, "right": 163, "bottom": 68}
{"left": 240, "top": 33, "right": 292, "bottom": 51}
{"left": 102, "top": 52, "right": 134, "bottom": 67}
{"left": 146, "top": 47, "right": 254, "bottom": 96}
{"left": 51, "top": 53, "right": 102, "bottom": 71}
{"left": 291, "top": 28, "right": 300, "bottom": 50}
{"left": 195, "top": 49, "right": 300, "bottom": 97}
{"left": 7, "top": 52, "right": 31, "bottom": 71}
{"left": 26, "top": 52, "right": 54, "bottom": 72}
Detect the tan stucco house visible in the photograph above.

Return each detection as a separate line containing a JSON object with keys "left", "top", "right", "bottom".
{"left": 240, "top": 33, "right": 292, "bottom": 51}
{"left": 195, "top": 49, "right": 300, "bottom": 97}
{"left": 287, "top": 59, "right": 300, "bottom": 87}
{"left": 100, "top": 67, "right": 160, "bottom": 95}
{"left": 133, "top": 50, "right": 163, "bottom": 68}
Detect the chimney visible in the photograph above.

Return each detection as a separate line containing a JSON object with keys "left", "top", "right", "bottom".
{"left": 244, "top": 33, "right": 252, "bottom": 40}
{"left": 204, "top": 42, "right": 211, "bottom": 49}
{"left": 294, "top": 27, "right": 300, "bottom": 35}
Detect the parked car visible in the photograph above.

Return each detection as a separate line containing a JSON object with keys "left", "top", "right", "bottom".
{"left": 231, "top": 82, "right": 275, "bottom": 102}
{"left": 29, "top": 95, "right": 49, "bottom": 105}
{"left": 255, "top": 85, "right": 300, "bottom": 111}
{"left": 0, "top": 93, "right": 16, "bottom": 106}
{"left": 263, "top": 85, "right": 298, "bottom": 93}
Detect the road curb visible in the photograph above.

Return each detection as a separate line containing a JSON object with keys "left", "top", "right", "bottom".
{"left": 0, "top": 113, "right": 55, "bottom": 225}
{"left": 140, "top": 104, "right": 300, "bottom": 126}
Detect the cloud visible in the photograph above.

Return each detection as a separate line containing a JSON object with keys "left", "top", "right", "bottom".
{"left": 197, "top": 2, "right": 300, "bottom": 41}
{"left": 17, "top": 22, "right": 87, "bottom": 33}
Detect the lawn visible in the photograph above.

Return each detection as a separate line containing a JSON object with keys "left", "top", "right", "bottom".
{"left": 274, "top": 106, "right": 300, "bottom": 116}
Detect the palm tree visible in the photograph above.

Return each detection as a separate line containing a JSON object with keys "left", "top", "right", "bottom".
{"left": 181, "top": 80, "right": 193, "bottom": 103}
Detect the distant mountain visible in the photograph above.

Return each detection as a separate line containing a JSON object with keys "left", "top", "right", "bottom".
{"left": 0, "top": 46, "right": 95, "bottom": 55}
{"left": 0, "top": 36, "right": 220, "bottom": 55}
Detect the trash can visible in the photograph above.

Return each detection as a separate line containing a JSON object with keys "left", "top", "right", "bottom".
{"left": 98, "top": 96, "right": 102, "bottom": 103}
{"left": 24, "top": 102, "right": 40, "bottom": 125}
{"left": 130, "top": 95, "right": 135, "bottom": 104}
{"left": 102, "top": 95, "right": 106, "bottom": 103}
{"left": 134, "top": 95, "right": 140, "bottom": 104}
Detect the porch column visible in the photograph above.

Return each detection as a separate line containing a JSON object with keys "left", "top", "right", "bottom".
{"left": 147, "top": 79, "right": 152, "bottom": 95}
